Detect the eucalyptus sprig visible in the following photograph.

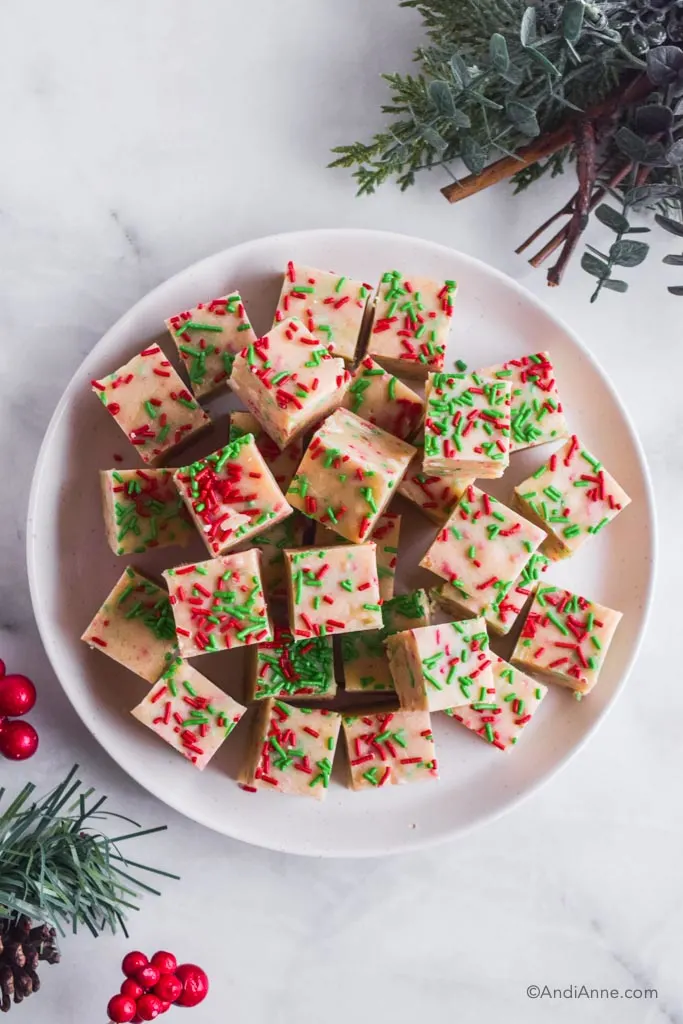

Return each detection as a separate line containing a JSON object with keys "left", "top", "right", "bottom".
{"left": 331, "top": 0, "right": 683, "bottom": 299}
{"left": 0, "top": 765, "right": 178, "bottom": 937}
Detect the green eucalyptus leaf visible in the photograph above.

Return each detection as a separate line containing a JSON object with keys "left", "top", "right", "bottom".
{"left": 506, "top": 100, "right": 540, "bottom": 137}
{"left": 450, "top": 54, "right": 470, "bottom": 91}
{"left": 668, "top": 286, "right": 683, "bottom": 296}
{"left": 615, "top": 126, "right": 648, "bottom": 162}
{"left": 429, "top": 80, "right": 455, "bottom": 117}
{"left": 461, "top": 135, "right": 486, "bottom": 175}
{"left": 581, "top": 252, "right": 610, "bottom": 278}
{"left": 526, "top": 47, "right": 560, "bottom": 77}
{"left": 626, "top": 183, "right": 683, "bottom": 208}
{"left": 667, "top": 140, "right": 683, "bottom": 166}
{"left": 585, "top": 243, "right": 608, "bottom": 259}
{"left": 663, "top": 254, "right": 683, "bottom": 266}
{"left": 624, "top": 227, "right": 651, "bottom": 234}
{"left": 451, "top": 107, "right": 472, "bottom": 129}
{"left": 520, "top": 6, "right": 536, "bottom": 47}
{"left": 609, "top": 239, "right": 650, "bottom": 267}
{"left": 602, "top": 279, "right": 628, "bottom": 293}
{"left": 595, "top": 204, "right": 629, "bottom": 234}
{"left": 489, "top": 33, "right": 510, "bottom": 73}
{"left": 635, "top": 103, "right": 674, "bottom": 135}
{"left": 646, "top": 45, "right": 683, "bottom": 87}
{"left": 562, "top": 1, "right": 585, "bottom": 43}
{"left": 655, "top": 213, "right": 683, "bottom": 237}
{"left": 421, "top": 125, "right": 448, "bottom": 152}
{"left": 501, "top": 63, "right": 524, "bottom": 86}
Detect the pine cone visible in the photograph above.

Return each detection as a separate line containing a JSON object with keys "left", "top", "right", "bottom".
{"left": 0, "top": 915, "right": 60, "bottom": 1013}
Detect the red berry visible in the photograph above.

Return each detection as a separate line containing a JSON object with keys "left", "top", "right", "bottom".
{"left": 0, "top": 660, "right": 5, "bottom": 678}
{"left": 153, "top": 974, "right": 182, "bottom": 1003}
{"left": 0, "top": 721, "right": 39, "bottom": 761}
{"left": 158, "top": 1003, "right": 171, "bottom": 1015}
{"left": 121, "top": 979, "right": 144, "bottom": 1000}
{"left": 175, "top": 964, "right": 209, "bottom": 1007}
{"left": 107, "top": 993, "right": 137, "bottom": 1023}
{"left": 136, "top": 993, "right": 163, "bottom": 1020}
{"left": 122, "top": 951, "right": 148, "bottom": 978}
{"left": 150, "top": 951, "right": 177, "bottom": 974}
{"left": 0, "top": 674, "right": 36, "bottom": 718}
{"left": 135, "top": 964, "right": 161, "bottom": 989}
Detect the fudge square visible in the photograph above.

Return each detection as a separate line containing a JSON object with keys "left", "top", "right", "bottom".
{"left": 342, "top": 357, "right": 424, "bottom": 441}
{"left": 479, "top": 351, "right": 569, "bottom": 452}
{"left": 240, "top": 514, "right": 306, "bottom": 602}
{"left": 315, "top": 510, "right": 401, "bottom": 601}
{"left": 173, "top": 434, "right": 292, "bottom": 557}
{"left": 368, "top": 270, "right": 457, "bottom": 378}
{"left": 239, "top": 699, "right": 341, "bottom": 798}
{"left": 513, "top": 434, "right": 631, "bottom": 560}
{"left": 230, "top": 411, "right": 303, "bottom": 493}
{"left": 512, "top": 585, "right": 622, "bottom": 695}
{"left": 284, "top": 543, "right": 383, "bottom": 638}
{"left": 162, "top": 550, "right": 272, "bottom": 657}
{"left": 424, "top": 371, "right": 511, "bottom": 478}
{"left": 444, "top": 654, "right": 547, "bottom": 750}
{"left": 246, "top": 628, "right": 337, "bottom": 701}
{"left": 275, "top": 261, "right": 372, "bottom": 362}
{"left": 165, "top": 292, "right": 257, "bottom": 399}
{"left": 91, "top": 344, "right": 210, "bottom": 466}
{"left": 342, "top": 707, "right": 438, "bottom": 789}
{"left": 100, "top": 468, "right": 193, "bottom": 555}
{"left": 286, "top": 408, "right": 415, "bottom": 543}
{"left": 397, "top": 452, "right": 474, "bottom": 525}
{"left": 434, "top": 550, "right": 551, "bottom": 637}
{"left": 132, "top": 657, "right": 246, "bottom": 770}
{"left": 419, "top": 485, "right": 546, "bottom": 631}
{"left": 229, "top": 317, "right": 349, "bottom": 449}
{"left": 81, "top": 567, "right": 177, "bottom": 683}
{"left": 341, "top": 589, "right": 431, "bottom": 693}
{"left": 386, "top": 617, "right": 493, "bottom": 713}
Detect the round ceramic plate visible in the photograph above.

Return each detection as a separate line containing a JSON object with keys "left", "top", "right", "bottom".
{"left": 27, "top": 229, "right": 655, "bottom": 857}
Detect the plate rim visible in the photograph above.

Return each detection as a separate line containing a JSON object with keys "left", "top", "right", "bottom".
{"left": 26, "top": 227, "right": 658, "bottom": 857}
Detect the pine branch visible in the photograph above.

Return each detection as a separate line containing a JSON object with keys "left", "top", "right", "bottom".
{"left": 0, "top": 766, "right": 178, "bottom": 938}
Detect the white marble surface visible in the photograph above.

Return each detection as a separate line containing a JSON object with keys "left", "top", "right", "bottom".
{"left": 1, "top": 0, "right": 680, "bottom": 1020}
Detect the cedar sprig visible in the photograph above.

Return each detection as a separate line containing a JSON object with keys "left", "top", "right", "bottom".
{"left": 0, "top": 765, "right": 178, "bottom": 938}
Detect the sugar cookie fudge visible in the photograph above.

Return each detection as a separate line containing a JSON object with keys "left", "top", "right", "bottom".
{"left": 420, "top": 485, "right": 546, "bottom": 633}
{"left": 423, "top": 372, "right": 511, "bottom": 478}
{"left": 509, "top": 585, "right": 622, "bottom": 696}
{"left": 132, "top": 657, "right": 246, "bottom": 769}
{"left": 91, "top": 344, "right": 210, "bottom": 465}
{"left": 100, "top": 469, "right": 193, "bottom": 555}
{"left": 173, "top": 434, "right": 292, "bottom": 557}
{"left": 274, "top": 262, "right": 372, "bottom": 362}
{"left": 239, "top": 699, "right": 341, "bottom": 798}
{"left": 284, "top": 543, "right": 383, "bottom": 638}
{"left": 163, "top": 550, "right": 271, "bottom": 657}
{"left": 341, "top": 589, "right": 431, "bottom": 692}
{"left": 479, "top": 352, "right": 569, "bottom": 452}
{"left": 513, "top": 435, "right": 631, "bottom": 559}
{"left": 241, "top": 514, "right": 306, "bottom": 602}
{"left": 229, "top": 411, "right": 303, "bottom": 493}
{"left": 315, "top": 510, "right": 400, "bottom": 601}
{"left": 165, "top": 292, "right": 257, "bottom": 398}
{"left": 444, "top": 654, "right": 547, "bottom": 750}
{"left": 230, "top": 317, "right": 349, "bottom": 449}
{"left": 512, "top": 586, "right": 622, "bottom": 695}
{"left": 81, "top": 567, "right": 177, "bottom": 683}
{"left": 368, "top": 271, "right": 456, "bottom": 378}
{"left": 434, "top": 550, "right": 550, "bottom": 636}
{"left": 342, "top": 707, "right": 438, "bottom": 789}
{"left": 342, "top": 357, "right": 424, "bottom": 441}
{"left": 386, "top": 617, "right": 492, "bottom": 712}
{"left": 397, "top": 453, "right": 474, "bottom": 524}
{"left": 247, "top": 628, "right": 336, "bottom": 701}
{"left": 286, "top": 409, "right": 415, "bottom": 543}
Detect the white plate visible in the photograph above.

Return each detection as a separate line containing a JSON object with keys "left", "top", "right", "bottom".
{"left": 27, "top": 229, "right": 656, "bottom": 857}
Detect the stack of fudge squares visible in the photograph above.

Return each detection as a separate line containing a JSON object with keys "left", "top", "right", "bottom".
{"left": 82, "top": 263, "right": 631, "bottom": 799}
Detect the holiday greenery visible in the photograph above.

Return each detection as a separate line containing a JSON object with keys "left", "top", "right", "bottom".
{"left": 330, "top": 0, "right": 683, "bottom": 298}
{"left": 0, "top": 765, "right": 176, "bottom": 1011}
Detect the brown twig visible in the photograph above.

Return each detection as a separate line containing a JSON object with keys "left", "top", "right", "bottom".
{"left": 547, "top": 120, "right": 596, "bottom": 286}
{"left": 441, "top": 74, "right": 653, "bottom": 204}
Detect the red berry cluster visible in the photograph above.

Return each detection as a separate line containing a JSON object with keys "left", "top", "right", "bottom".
{"left": 0, "top": 659, "right": 39, "bottom": 761}
{"left": 107, "top": 951, "right": 208, "bottom": 1023}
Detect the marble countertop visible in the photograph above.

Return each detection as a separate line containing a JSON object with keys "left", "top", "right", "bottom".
{"left": 1, "top": 1, "right": 679, "bottom": 1021}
